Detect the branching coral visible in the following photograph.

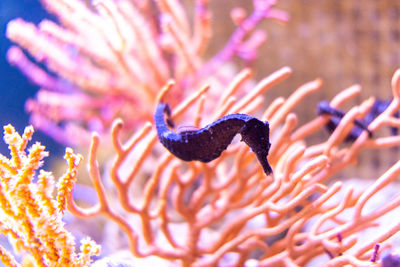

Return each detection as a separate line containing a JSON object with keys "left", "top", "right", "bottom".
{"left": 5, "top": 0, "right": 288, "bottom": 145}
{"left": 0, "top": 125, "right": 100, "bottom": 266}
{"left": 56, "top": 67, "right": 400, "bottom": 266}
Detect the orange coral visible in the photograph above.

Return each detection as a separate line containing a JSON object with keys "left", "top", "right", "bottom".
{"left": 60, "top": 68, "right": 400, "bottom": 266}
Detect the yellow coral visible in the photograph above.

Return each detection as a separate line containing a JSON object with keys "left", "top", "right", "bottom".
{"left": 57, "top": 148, "right": 82, "bottom": 214}
{"left": 0, "top": 244, "right": 19, "bottom": 267}
{"left": 0, "top": 124, "right": 100, "bottom": 267}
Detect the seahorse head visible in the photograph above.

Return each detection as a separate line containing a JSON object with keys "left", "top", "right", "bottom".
{"left": 240, "top": 118, "right": 272, "bottom": 174}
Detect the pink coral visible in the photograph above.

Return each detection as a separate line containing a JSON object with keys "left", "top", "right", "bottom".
{"left": 6, "top": 0, "right": 288, "bottom": 146}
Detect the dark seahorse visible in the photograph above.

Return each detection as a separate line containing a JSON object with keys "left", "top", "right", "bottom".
{"left": 317, "top": 100, "right": 375, "bottom": 142}
{"left": 154, "top": 102, "right": 273, "bottom": 175}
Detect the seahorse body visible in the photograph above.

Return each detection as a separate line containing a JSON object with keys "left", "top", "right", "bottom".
{"left": 154, "top": 102, "right": 272, "bottom": 175}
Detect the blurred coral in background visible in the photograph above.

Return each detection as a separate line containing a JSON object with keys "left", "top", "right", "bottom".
{"left": 5, "top": 0, "right": 287, "bottom": 146}
{"left": 3, "top": 0, "right": 400, "bottom": 266}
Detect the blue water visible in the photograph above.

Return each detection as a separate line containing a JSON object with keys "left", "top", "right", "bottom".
{"left": 0, "top": 0, "right": 63, "bottom": 162}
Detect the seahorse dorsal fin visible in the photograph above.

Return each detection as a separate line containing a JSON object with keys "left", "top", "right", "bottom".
{"left": 177, "top": 125, "right": 199, "bottom": 134}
